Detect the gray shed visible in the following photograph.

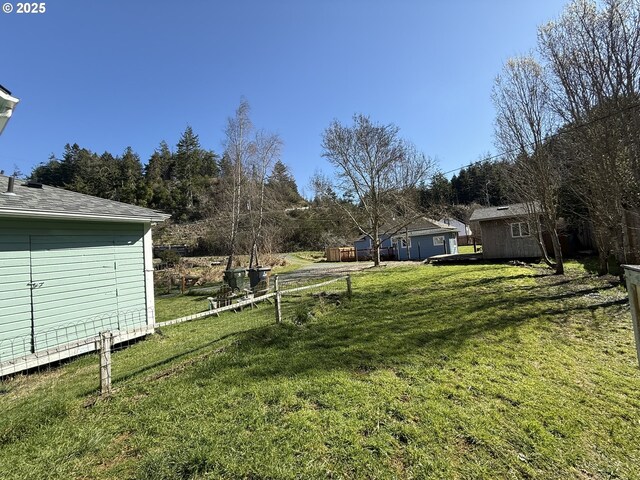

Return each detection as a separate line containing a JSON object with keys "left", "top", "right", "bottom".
{"left": 470, "top": 203, "right": 541, "bottom": 260}
{"left": 0, "top": 176, "right": 170, "bottom": 375}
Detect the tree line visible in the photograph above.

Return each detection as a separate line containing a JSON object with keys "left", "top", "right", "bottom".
{"left": 31, "top": 125, "right": 304, "bottom": 224}
{"left": 32, "top": 127, "right": 217, "bottom": 221}
{"left": 28, "top": 119, "right": 330, "bottom": 258}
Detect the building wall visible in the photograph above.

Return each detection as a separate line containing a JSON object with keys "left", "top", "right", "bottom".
{"left": 0, "top": 217, "right": 148, "bottom": 364}
{"left": 395, "top": 232, "right": 458, "bottom": 260}
{"left": 354, "top": 236, "right": 371, "bottom": 252}
{"left": 480, "top": 219, "right": 540, "bottom": 259}
{"left": 354, "top": 231, "right": 459, "bottom": 260}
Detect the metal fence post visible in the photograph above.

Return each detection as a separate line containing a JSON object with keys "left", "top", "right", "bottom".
{"left": 100, "top": 331, "right": 113, "bottom": 395}
{"left": 274, "top": 275, "right": 282, "bottom": 323}
{"left": 346, "top": 275, "right": 352, "bottom": 298}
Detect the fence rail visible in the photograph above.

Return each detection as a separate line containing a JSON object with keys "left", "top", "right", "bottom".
{"left": 0, "top": 308, "right": 154, "bottom": 377}
{"left": 0, "top": 275, "right": 353, "bottom": 393}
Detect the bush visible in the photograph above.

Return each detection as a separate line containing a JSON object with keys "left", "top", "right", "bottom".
{"left": 158, "top": 249, "right": 182, "bottom": 266}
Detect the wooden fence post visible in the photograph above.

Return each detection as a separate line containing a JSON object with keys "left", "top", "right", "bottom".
{"left": 346, "top": 275, "right": 352, "bottom": 298}
{"left": 100, "top": 331, "right": 113, "bottom": 395}
{"left": 624, "top": 265, "right": 640, "bottom": 367}
{"left": 274, "top": 275, "right": 282, "bottom": 323}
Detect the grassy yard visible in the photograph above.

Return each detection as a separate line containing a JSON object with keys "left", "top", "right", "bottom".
{"left": 1, "top": 262, "right": 640, "bottom": 479}
{"left": 155, "top": 293, "right": 212, "bottom": 324}
{"left": 458, "top": 244, "right": 481, "bottom": 254}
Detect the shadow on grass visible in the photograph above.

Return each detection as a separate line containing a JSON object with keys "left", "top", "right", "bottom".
{"left": 181, "top": 267, "right": 630, "bottom": 384}
{"left": 185, "top": 297, "right": 525, "bottom": 382}
{"left": 573, "top": 256, "right": 624, "bottom": 277}
{"left": 112, "top": 330, "right": 243, "bottom": 385}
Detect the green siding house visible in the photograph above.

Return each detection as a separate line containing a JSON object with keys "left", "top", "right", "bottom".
{"left": 0, "top": 176, "right": 169, "bottom": 375}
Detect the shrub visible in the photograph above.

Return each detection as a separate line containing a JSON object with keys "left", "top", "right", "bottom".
{"left": 158, "top": 249, "right": 182, "bottom": 266}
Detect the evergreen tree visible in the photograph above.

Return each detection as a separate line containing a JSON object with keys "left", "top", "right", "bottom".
{"left": 146, "top": 141, "right": 174, "bottom": 181}
{"left": 450, "top": 160, "right": 510, "bottom": 205}
{"left": 173, "top": 126, "right": 219, "bottom": 219}
{"left": 117, "top": 147, "right": 144, "bottom": 204}
{"left": 144, "top": 141, "right": 175, "bottom": 211}
{"left": 266, "top": 160, "right": 303, "bottom": 205}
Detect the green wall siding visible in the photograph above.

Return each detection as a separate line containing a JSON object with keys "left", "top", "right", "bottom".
{"left": 0, "top": 218, "right": 147, "bottom": 362}
{"left": 0, "top": 233, "right": 32, "bottom": 359}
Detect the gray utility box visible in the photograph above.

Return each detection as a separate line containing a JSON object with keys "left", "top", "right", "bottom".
{"left": 248, "top": 266, "right": 271, "bottom": 289}
{"left": 223, "top": 268, "right": 247, "bottom": 291}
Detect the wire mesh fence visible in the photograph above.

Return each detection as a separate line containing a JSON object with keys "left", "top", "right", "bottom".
{"left": 0, "top": 307, "right": 154, "bottom": 377}
{"left": 0, "top": 275, "right": 353, "bottom": 395}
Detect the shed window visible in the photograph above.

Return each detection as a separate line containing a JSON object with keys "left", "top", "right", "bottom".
{"left": 433, "top": 236, "right": 445, "bottom": 246}
{"left": 511, "top": 222, "right": 530, "bottom": 238}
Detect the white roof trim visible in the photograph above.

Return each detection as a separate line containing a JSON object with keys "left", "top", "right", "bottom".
{"left": 0, "top": 88, "right": 19, "bottom": 104}
{"left": 408, "top": 228, "right": 456, "bottom": 237}
{"left": 0, "top": 208, "right": 168, "bottom": 223}
{"left": 0, "top": 89, "right": 19, "bottom": 136}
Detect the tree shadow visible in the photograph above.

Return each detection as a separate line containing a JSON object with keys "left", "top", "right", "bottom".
{"left": 182, "top": 267, "right": 630, "bottom": 385}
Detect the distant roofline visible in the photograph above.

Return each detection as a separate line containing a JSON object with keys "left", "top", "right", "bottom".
{"left": 0, "top": 84, "right": 11, "bottom": 95}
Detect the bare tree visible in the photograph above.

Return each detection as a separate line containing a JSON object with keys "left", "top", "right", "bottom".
{"left": 321, "top": 114, "right": 434, "bottom": 266}
{"left": 219, "top": 100, "right": 284, "bottom": 270}
{"left": 247, "top": 130, "right": 282, "bottom": 267}
{"left": 221, "top": 100, "right": 252, "bottom": 270}
{"left": 538, "top": 0, "right": 640, "bottom": 272}
{"left": 493, "top": 56, "right": 565, "bottom": 274}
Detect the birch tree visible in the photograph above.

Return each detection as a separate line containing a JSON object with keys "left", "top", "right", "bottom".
{"left": 220, "top": 100, "right": 284, "bottom": 269}
{"left": 247, "top": 130, "right": 282, "bottom": 267}
{"left": 222, "top": 100, "right": 252, "bottom": 270}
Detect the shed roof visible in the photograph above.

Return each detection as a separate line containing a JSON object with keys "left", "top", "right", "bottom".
{"left": 0, "top": 176, "right": 170, "bottom": 223}
{"left": 469, "top": 202, "right": 540, "bottom": 222}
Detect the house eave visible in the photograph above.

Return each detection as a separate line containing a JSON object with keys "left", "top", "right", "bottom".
{"left": 408, "top": 228, "right": 457, "bottom": 237}
{"left": 0, "top": 208, "right": 170, "bottom": 223}
{"left": 475, "top": 214, "right": 538, "bottom": 223}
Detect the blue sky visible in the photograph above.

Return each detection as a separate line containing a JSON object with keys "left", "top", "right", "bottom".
{"left": 0, "top": 0, "right": 566, "bottom": 195}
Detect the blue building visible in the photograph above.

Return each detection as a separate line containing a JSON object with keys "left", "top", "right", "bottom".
{"left": 354, "top": 219, "right": 458, "bottom": 261}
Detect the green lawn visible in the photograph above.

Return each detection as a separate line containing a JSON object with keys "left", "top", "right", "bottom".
{"left": 458, "top": 244, "right": 481, "bottom": 254}
{"left": 155, "top": 293, "right": 212, "bottom": 323}
{"left": 1, "top": 262, "right": 639, "bottom": 479}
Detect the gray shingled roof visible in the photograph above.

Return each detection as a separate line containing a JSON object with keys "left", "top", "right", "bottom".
{"left": 469, "top": 202, "right": 540, "bottom": 222}
{"left": 380, "top": 217, "right": 457, "bottom": 233}
{"left": 355, "top": 217, "right": 456, "bottom": 241}
{"left": 0, "top": 176, "right": 170, "bottom": 222}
